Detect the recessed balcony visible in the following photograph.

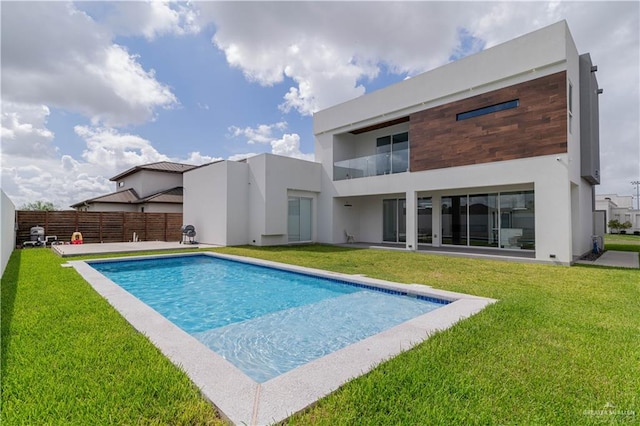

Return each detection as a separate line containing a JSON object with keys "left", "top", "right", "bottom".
{"left": 334, "top": 149, "right": 409, "bottom": 181}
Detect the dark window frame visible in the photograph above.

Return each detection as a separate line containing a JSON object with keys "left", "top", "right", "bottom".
{"left": 456, "top": 99, "right": 519, "bottom": 121}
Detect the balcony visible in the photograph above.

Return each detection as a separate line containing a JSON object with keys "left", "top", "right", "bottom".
{"left": 334, "top": 149, "right": 409, "bottom": 181}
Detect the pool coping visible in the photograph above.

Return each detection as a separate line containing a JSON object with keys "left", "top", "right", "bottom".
{"left": 68, "top": 252, "right": 497, "bottom": 425}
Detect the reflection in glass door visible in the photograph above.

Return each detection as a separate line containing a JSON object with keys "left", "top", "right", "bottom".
{"left": 418, "top": 197, "right": 432, "bottom": 244}
{"left": 469, "top": 194, "right": 498, "bottom": 247}
{"left": 383, "top": 199, "right": 406, "bottom": 243}
{"left": 441, "top": 191, "right": 535, "bottom": 250}
{"left": 441, "top": 196, "right": 467, "bottom": 245}
{"left": 288, "top": 197, "right": 312, "bottom": 242}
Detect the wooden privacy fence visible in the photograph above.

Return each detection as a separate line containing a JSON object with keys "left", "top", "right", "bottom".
{"left": 16, "top": 211, "right": 183, "bottom": 246}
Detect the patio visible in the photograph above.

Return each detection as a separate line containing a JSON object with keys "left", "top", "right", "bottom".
{"left": 51, "top": 241, "right": 201, "bottom": 257}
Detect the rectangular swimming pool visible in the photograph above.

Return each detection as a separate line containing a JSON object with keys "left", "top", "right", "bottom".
{"left": 90, "top": 255, "right": 448, "bottom": 382}
{"left": 71, "top": 251, "right": 495, "bottom": 425}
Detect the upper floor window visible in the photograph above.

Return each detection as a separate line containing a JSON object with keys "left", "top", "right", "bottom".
{"left": 376, "top": 132, "right": 409, "bottom": 175}
{"left": 456, "top": 99, "right": 519, "bottom": 121}
{"left": 568, "top": 81, "right": 573, "bottom": 133}
{"left": 118, "top": 181, "right": 124, "bottom": 188}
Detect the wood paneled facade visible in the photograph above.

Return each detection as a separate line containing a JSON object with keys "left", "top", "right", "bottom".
{"left": 410, "top": 71, "right": 567, "bottom": 171}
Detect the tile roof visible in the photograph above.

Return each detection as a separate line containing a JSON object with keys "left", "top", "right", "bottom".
{"left": 140, "top": 187, "right": 183, "bottom": 204}
{"left": 70, "top": 189, "right": 140, "bottom": 207}
{"left": 70, "top": 187, "right": 184, "bottom": 208}
{"left": 109, "top": 161, "right": 197, "bottom": 181}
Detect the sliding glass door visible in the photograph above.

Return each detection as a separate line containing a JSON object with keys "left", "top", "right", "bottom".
{"left": 441, "top": 191, "right": 534, "bottom": 250}
{"left": 469, "top": 194, "right": 499, "bottom": 247}
{"left": 417, "top": 197, "right": 432, "bottom": 244}
{"left": 383, "top": 198, "right": 406, "bottom": 243}
{"left": 499, "top": 191, "right": 535, "bottom": 250}
{"left": 441, "top": 195, "right": 467, "bottom": 245}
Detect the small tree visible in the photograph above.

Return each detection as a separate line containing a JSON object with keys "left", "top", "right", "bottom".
{"left": 608, "top": 219, "right": 633, "bottom": 234}
{"left": 20, "top": 200, "right": 57, "bottom": 211}
{"left": 608, "top": 219, "right": 621, "bottom": 234}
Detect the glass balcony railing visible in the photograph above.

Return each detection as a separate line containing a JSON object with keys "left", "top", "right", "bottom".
{"left": 333, "top": 149, "right": 409, "bottom": 181}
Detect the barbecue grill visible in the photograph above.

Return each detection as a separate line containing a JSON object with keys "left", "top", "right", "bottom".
{"left": 180, "top": 224, "right": 197, "bottom": 244}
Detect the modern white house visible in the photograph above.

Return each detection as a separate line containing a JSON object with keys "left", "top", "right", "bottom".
{"left": 185, "top": 21, "right": 602, "bottom": 265}
{"left": 596, "top": 194, "right": 640, "bottom": 233}
{"left": 71, "top": 161, "right": 196, "bottom": 213}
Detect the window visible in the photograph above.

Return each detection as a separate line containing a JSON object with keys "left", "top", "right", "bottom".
{"left": 568, "top": 81, "right": 573, "bottom": 133}
{"left": 383, "top": 198, "right": 406, "bottom": 243}
{"left": 442, "top": 191, "right": 535, "bottom": 250}
{"left": 118, "top": 181, "right": 124, "bottom": 188}
{"left": 376, "top": 132, "right": 409, "bottom": 175}
{"left": 456, "top": 99, "right": 519, "bottom": 121}
{"left": 288, "top": 197, "right": 312, "bottom": 242}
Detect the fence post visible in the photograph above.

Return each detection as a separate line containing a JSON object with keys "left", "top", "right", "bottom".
{"left": 164, "top": 213, "right": 168, "bottom": 241}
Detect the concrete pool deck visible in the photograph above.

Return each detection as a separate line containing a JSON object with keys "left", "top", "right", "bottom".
{"left": 68, "top": 252, "right": 497, "bottom": 425}
{"left": 52, "top": 241, "right": 202, "bottom": 257}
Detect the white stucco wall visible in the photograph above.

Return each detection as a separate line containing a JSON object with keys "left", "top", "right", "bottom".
{"left": 86, "top": 203, "right": 139, "bottom": 212}
{"left": 225, "top": 161, "right": 250, "bottom": 245}
{"left": 247, "top": 154, "right": 322, "bottom": 245}
{"left": 183, "top": 161, "right": 247, "bottom": 246}
{"left": 184, "top": 155, "right": 321, "bottom": 246}
{"left": 142, "top": 203, "right": 183, "bottom": 213}
{"left": 1, "top": 190, "right": 16, "bottom": 277}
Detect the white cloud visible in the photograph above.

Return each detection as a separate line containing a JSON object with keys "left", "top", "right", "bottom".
{"left": 201, "top": 2, "right": 458, "bottom": 115}
{"left": 228, "top": 153, "right": 259, "bottom": 162}
{"left": 227, "top": 121, "right": 314, "bottom": 161}
{"left": 183, "top": 151, "right": 222, "bottom": 165}
{"left": 228, "top": 122, "right": 288, "bottom": 144}
{"left": 270, "top": 133, "right": 314, "bottom": 161}
{"left": 1, "top": 125, "right": 221, "bottom": 209}
{"left": 1, "top": 102, "right": 56, "bottom": 158}
{"left": 75, "top": 125, "right": 171, "bottom": 169}
{"left": 97, "top": 1, "right": 200, "bottom": 40}
{"left": 1, "top": 1, "right": 178, "bottom": 127}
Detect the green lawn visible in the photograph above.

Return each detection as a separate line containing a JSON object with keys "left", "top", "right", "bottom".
{"left": 1, "top": 249, "right": 222, "bottom": 425}
{"left": 2, "top": 244, "right": 639, "bottom": 425}
{"left": 606, "top": 233, "right": 640, "bottom": 246}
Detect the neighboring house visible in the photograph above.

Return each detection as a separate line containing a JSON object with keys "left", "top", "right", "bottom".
{"left": 185, "top": 21, "right": 601, "bottom": 265}
{"left": 596, "top": 194, "right": 640, "bottom": 233}
{"left": 71, "top": 161, "right": 196, "bottom": 213}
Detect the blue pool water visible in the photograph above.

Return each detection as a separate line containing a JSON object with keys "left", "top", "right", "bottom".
{"left": 90, "top": 255, "right": 447, "bottom": 382}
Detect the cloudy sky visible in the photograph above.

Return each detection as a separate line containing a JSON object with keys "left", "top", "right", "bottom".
{"left": 1, "top": 1, "right": 639, "bottom": 209}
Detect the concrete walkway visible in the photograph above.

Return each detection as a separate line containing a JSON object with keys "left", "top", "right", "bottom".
{"left": 574, "top": 250, "right": 639, "bottom": 268}
{"left": 52, "top": 241, "right": 200, "bottom": 257}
